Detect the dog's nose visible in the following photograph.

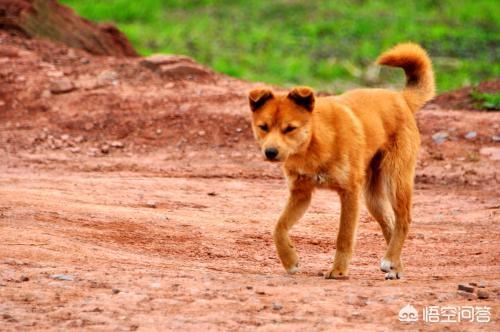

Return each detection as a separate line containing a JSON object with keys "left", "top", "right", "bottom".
{"left": 265, "top": 147, "right": 279, "bottom": 160}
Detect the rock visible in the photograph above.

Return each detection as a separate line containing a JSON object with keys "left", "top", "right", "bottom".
{"left": 236, "top": 128, "right": 243, "bottom": 133}
{"left": 464, "top": 131, "right": 477, "bottom": 139}
{"left": 47, "top": 70, "right": 64, "bottom": 78}
{"left": 272, "top": 302, "right": 283, "bottom": 310}
{"left": 492, "top": 135, "right": 500, "bottom": 142}
{"left": 112, "top": 288, "right": 120, "bottom": 294}
{"left": 74, "top": 135, "right": 85, "bottom": 143}
{"left": 61, "top": 134, "right": 70, "bottom": 141}
{"left": 477, "top": 290, "right": 489, "bottom": 299}
{"left": 198, "top": 130, "right": 206, "bottom": 136}
{"left": 140, "top": 54, "right": 212, "bottom": 80}
{"left": 156, "top": 129, "right": 162, "bottom": 135}
{"left": 457, "top": 290, "right": 475, "bottom": 300}
{"left": 469, "top": 282, "right": 478, "bottom": 286}
{"left": 41, "top": 90, "right": 52, "bottom": 98}
{"left": 20, "top": 276, "right": 29, "bottom": 282}
{"left": 68, "top": 147, "right": 81, "bottom": 154}
{"left": 479, "top": 147, "right": 500, "bottom": 161}
{"left": 246, "top": 286, "right": 253, "bottom": 290}
{"left": 310, "top": 239, "right": 320, "bottom": 245}
{"left": 50, "top": 78, "right": 75, "bottom": 94}
{"left": 51, "top": 274, "right": 74, "bottom": 281}
{"left": 146, "top": 201, "right": 157, "bottom": 208}
{"left": 432, "top": 131, "right": 449, "bottom": 145}
{"left": 150, "top": 282, "right": 161, "bottom": 289}
{"left": 207, "top": 192, "right": 216, "bottom": 196}
{"left": 87, "top": 147, "right": 100, "bottom": 157}
{"left": 458, "top": 284, "right": 475, "bottom": 293}
{"left": 478, "top": 281, "right": 486, "bottom": 288}
{"left": 83, "top": 122, "right": 94, "bottom": 131}
{"left": 255, "top": 290, "right": 266, "bottom": 295}
{"left": 100, "top": 144, "right": 110, "bottom": 154}
{"left": 97, "top": 70, "right": 119, "bottom": 86}
{"left": 110, "top": 141, "right": 124, "bottom": 148}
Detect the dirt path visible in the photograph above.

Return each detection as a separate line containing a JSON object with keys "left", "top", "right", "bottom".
{"left": 1, "top": 164, "right": 498, "bottom": 331}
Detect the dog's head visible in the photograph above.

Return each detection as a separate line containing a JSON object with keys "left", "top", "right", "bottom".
{"left": 248, "top": 86, "right": 315, "bottom": 162}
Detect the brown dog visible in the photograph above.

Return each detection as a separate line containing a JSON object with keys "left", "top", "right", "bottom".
{"left": 248, "top": 43, "right": 434, "bottom": 280}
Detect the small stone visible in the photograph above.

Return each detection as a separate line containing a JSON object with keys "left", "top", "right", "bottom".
{"left": 207, "top": 192, "right": 216, "bottom": 196}
{"left": 74, "top": 135, "right": 85, "bottom": 143}
{"left": 68, "top": 147, "right": 81, "bottom": 154}
{"left": 246, "top": 286, "right": 253, "bottom": 290}
{"left": 97, "top": 70, "right": 119, "bottom": 86}
{"left": 477, "top": 290, "right": 489, "bottom": 299}
{"left": 458, "top": 284, "right": 475, "bottom": 293}
{"left": 311, "top": 239, "right": 320, "bottom": 245}
{"left": 492, "top": 135, "right": 500, "bottom": 142}
{"left": 20, "top": 276, "right": 29, "bottom": 282}
{"left": 479, "top": 147, "right": 500, "bottom": 161}
{"left": 87, "top": 147, "right": 100, "bottom": 157}
{"left": 432, "top": 131, "right": 449, "bottom": 145}
{"left": 150, "top": 282, "right": 161, "bottom": 289}
{"left": 255, "top": 290, "right": 266, "bottom": 295}
{"left": 146, "top": 201, "right": 157, "bottom": 208}
{"left": 83, "top": 122, "right": 94, "bottom": 131}
{"left": 464, "top": 131, "right": 477, "bottom": 139}
{"left": 156, "top": 129, "right": 162, "bottom": 135}
{"left": 478, "top": 281, "right": 486, "bottom": 288}
{"left": 110, "top": 141, "right": 124, "bottom": 148}
{"left": 112, "top": 288, "right": 120, "bottom": 294}
{"left": 272, "top": 302, "right": 283, "bottom": 310}
{"left": 47, "top": 70, "right": 64, "bottom": 78}
{"left": 469, "top": 282, "right": 478, "bottom": 286}
{"left": 49, "top": 78, "right": 75, "bottom": 94}
{"left": 198, "top": 130, "right": 206, "bottom": 136}
{"left": 236, "top": 128, "right": 243, "bottom": 133}
{"left": 457, "top": 290, "right": 476, "bottom": 300}
{"left": 51, "top": 274, "right": 74, "bottom": 281}
{"left": 61, "top": 134, "right": 70, "bottom": 141}
{"left": 100, "top": 144, "right": 110, "bottom": 154}
{"left": 41, "top": 90, "right": 52, "bottom": 98}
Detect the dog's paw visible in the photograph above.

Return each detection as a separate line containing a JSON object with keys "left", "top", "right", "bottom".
{"left": 380, "top": 258, "right": 403, "bottom": 280}
{"left": 324, "top": 268, "right": 349, "bottom": 280}
{"left": 385, "top": 271, "right": 403, "bottom": 280}
{"left": 286, "top": 263, "right": 299, "bottom": 275}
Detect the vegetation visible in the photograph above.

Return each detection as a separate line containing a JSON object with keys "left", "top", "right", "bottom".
{"left": 470, "top": 91, "right": 500, "bottom": 110}
{"left": 60, "top": 0, "right": 499, "bottom": 93}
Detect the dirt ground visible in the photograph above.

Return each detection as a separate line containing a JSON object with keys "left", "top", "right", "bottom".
{"left": 1, "top": 30, "right": 499, "bottom": 331}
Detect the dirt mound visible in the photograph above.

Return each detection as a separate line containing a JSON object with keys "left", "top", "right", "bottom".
{"left": 0, "top": 0, "right": 137, "bottom": 56}
{"left": 431, "top": 79, "right": 499, "bottom": 110}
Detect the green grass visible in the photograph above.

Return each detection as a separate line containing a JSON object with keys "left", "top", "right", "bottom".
{"left": 470, "top": 91, "right": 500, "bottom": 110}
{"left": 60, "top": 0, "right": 499, "bottom": 93}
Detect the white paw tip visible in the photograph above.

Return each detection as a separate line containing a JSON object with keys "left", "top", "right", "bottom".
{"left": 287, "top": 265, "right": 299, "bottom": 275}
{"left": 380, "top": 259, "right": 393, "bottom": 272}
{"left": 385, "top": 271, "right": 402, "bottom": 280}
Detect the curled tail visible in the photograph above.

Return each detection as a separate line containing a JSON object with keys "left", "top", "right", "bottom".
{"left": 377, "top": 43, "right": 435, "bottom": 112}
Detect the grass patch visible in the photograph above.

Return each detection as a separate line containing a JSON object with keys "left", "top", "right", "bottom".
{"left": 470, "top": 91, "right": 500, "bottom": 111}
{"left": 60, "top": 0, "right": 499, "bottom": 93}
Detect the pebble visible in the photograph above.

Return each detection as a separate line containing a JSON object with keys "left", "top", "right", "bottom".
{"left": 112, "top": 288, "right": 120, "bottom": 294}
{"left": 464, "top": 131, "right": 477, "bottom": 139}
{"left": 310, "top": 239, "right": 320, "bottom": 245}
{"left": 100, "top": 144, "right": 110, "bottom": 154}
{"left": 110, "top": 141, "right": 124, "bottom": 148}
{"left": 457, "top": 290, "right": 475, "bottom": 300}
{"left": 198, "top": 130, "right": 206, "bottom": 136}
{"left": 61, "top": 134, "right": 70, "bottom": 141}
{"left": 83, "top": 122, "right": 94, "bottom": 131}
{"left": 458, "top": 284, "right": 474, "bottom": 293}
{"left": 41, "top": 89, "right": 52, "bottom": 98}
{"left": 492, "top": 135, "right": 500, "bottom": 142}
{"left": 479, "top": 147, "right": 500, "bottom": 161}
{"left": 146, "top": 200, "right": 157, "bottom": 208}
{"left": 477, "top": 290, "right": 489, "bottom": 299}
{"left": 20, "top": 276, "right": 29, "bottom": 282}
{"left": 49, "top": 78, "right": 75, "bottom": 94}
{"left": 51, "top": 274, "right": 74, "bottom": 281}
{"left": 432, "top": 131, "right": 449, "bottom": 145}
{"left": 272, "top": 302, "right": 283, "bottom": 310}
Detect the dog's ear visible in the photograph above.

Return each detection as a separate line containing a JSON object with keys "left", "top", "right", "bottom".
{"left": 287, "top": 86, "right": 315, "bottom": 111}
{"left": 248, "top": 88, "right": 273, "bottom": 112}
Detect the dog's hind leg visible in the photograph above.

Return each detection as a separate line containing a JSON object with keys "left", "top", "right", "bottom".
{"left": 379, "top": 138, "right": 418, "bottom": 280}
{"left": 274, "top": 177, "right": 314, "bottom": 274}
{"left": 364, "top": 152, "right": 395, "bottom": 244}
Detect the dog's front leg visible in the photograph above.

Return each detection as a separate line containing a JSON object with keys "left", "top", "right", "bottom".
{"left": 325, "top": 187, "right": 360, "bottom": 279}
{"left": 274, "top": 180, "right": 313, "bottom": 274}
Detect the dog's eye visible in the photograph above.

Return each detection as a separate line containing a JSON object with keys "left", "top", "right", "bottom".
{"left": 258, "top": 124, "right": 269, "bottom": 132}
{"left": 283, "top": 125, "right": 296, "bottom": 134}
